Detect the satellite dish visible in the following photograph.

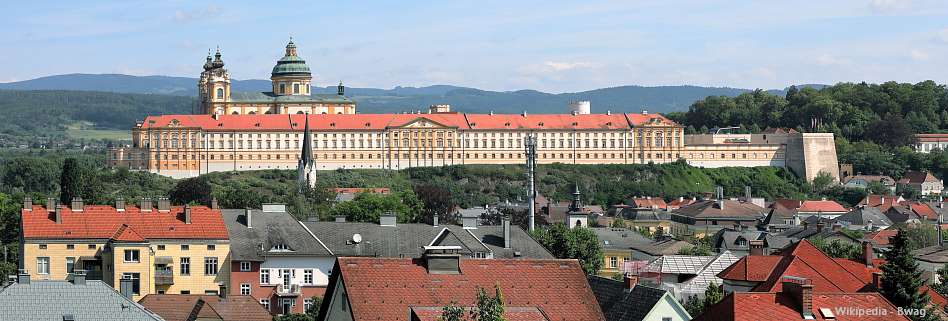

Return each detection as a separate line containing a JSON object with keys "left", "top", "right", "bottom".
{"left": 352, "top": 234, "right": 362, "bottom": 244}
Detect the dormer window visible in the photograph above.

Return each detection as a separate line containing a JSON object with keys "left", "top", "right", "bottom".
{"left": 270, "top": 244, "right": 292, "bottom": 252}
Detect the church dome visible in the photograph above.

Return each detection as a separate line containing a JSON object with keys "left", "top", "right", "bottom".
{"left": 271, "top": 40, "right": 311, "bottom": 77}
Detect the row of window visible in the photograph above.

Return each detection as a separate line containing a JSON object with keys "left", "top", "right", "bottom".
{"left": 257, "top": 268, "right": 319, "bottom": 285}
{"left": 36, "top": 244, "right": 216, "bottom": 252}
{"left": 688, "top": 153, "right": 771, "bottom": 159}
{"left": 147, "top": 136, "right": 684, "bottom": 151}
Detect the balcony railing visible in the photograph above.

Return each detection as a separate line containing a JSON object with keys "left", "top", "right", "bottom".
{"left": 275, "top": 283, "right": 301, "bottom": 296}
{"left": 154, "top": 270, "right": 174, "bottom": 285}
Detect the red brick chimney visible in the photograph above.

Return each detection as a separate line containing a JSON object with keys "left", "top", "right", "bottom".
{"left": 781, "top": 276, "right": 813, "bottom": 319}
{"left": 749, "top": 240, "right": 765, "bottom": 256}
{"left": 623, "top": 273, "right": 638, "bottom": 291}
{"left": 862, "top": 241, "right": 874, "bottom": 266}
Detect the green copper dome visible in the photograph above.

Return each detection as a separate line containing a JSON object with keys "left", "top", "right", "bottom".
{"left": 271, "top": 41, "right": 311, "bottom": 77}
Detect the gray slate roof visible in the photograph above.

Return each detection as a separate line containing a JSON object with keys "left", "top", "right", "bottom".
{"left": 300, "top": 221, "right": 553, "bottom": 259}
{"left": 836, "top": 207, "right": 892, "bottom": 226}
{"left": 0, "top": 280, "right": 163, "bottom": 321}
{"left": 222, "top": 208, "right": 332, "bottom": 261}
{"left": 590, "top": 228, "right": 653, "bottom": 250}
{"left": 587, "top": 276, "right": 672, "bottom": 321}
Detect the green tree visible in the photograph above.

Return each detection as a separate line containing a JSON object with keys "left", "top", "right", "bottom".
{"left": 169, "top": 177, "right": 213, "bottom": 205}
{"left": 530, "top": 223, "right": 604, "bottom": 275}
{"left": 610, "top": 217, "right": 626, "bottom": 228}
{"left": 932, "top": 264, "right": 948, "bottom": 297}
{"left": 703, "top": 281, "right": 723, "bottom": 312}
{"left": 811, "top": 238, "right": 862, "bottom": 260}
{"left": 59, "top": 158, "right": 85, "bottom": 204}
{"left": 414, "top": 184, "right": 455, "bottom": 224}
{"left": 879, "top": 229, "right": 931, "bottom": 321}
{"left": 215, "top": 184, "right": 266, "bottom": 209}
{"left": 470, "top": 285, "right": 506, "bottom": 321}
{"left": 439, "top": 302, "right": 465, "bottom": 321}
{"left": 1, "top": 157, "right": 59, "bottom": 195}
{"left": 683, "top": 296, "right": 704, "bottom": 317}
{"left": 327, "top": 192, "right": 420, "bottom": 223}
{"left": 678, "top": 244, "right": 713, "bottom": 256}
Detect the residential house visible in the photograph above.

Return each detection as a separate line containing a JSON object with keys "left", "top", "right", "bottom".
{"left": 316, "top": 249, "right": 606, "bottom": 320}
{"left": 913, "top": 245, "right": 948, "bottom": 285}
{"left": 602, "top": 204, "right": 672, "bottom": 234}
{"left": 0, "top": 272, "right": 164, "bottom": 321}
{"left": 628, "top": 238, "right": 694, "bottom": 261}
{"left": 589, "top": 227, "right": 654, "bottom": 276}
{"left": 640, "top": 251, "right": 739, "bottom": 300}
{"left": 857, "top": 194, "right": 905, "bottom": 212}
{"left": 670, "top": 199, "right": 767, "bottom": 228}
{"left": 710, "top": 229, "right": 792, "bottom": 257}
{"left": 625, "top": 196, "right": 668, "bottom": 212}
{"left": 776, "top": 223, "right": 860, "bottom": 246}
{"left": 693, "top": 276, "right": 909, "bottom": 321}
{"left": 835, "top": 206, "right": 892, "bottom": 231}
{"left": 666, "top": 197, "right": 698, "bottom": 211}
{"left": 221, "top": 204, "right": 333, "bottom": 315}
{"left": 588, "top": 274, "right": 692, "bottom": 321}
{"left": 915, "top": 133, "right": 948, "bottom": 153}
{"left": 884, "top": 205, "right": 924, "bottom": 224}
{"left": 898, "top": 171, "right": 944, "bottom": 196}
{"left": 842, "top": 174, "right": 897, "bottom": 193}
{"left": 302, "top": 213, "right": 554, "bottom": 260}
{"left": 765, "top": 199, "right": 848, "bottom": 225}
{"left": 863, "top": 228, "right": 898, "bottom": 249}
{"left": 19, "top": 197, "right": 230, "bottom": 300}
{"left": 139, "top": 292, "right": 272, "bottom": 321}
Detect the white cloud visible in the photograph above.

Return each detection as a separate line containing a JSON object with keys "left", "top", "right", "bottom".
{"left": 815, "top": 54, "right": 851, "bottom": 66}
{"left": 173, "top": 5, "right": 222, "bottom": 23}
{"left": 520, "top": 61, "right": 598, "bottom": 75}
{"left": 869, "top": 0, "right": 912, "bottom": 13}
{"left": 909, "top": 49, "right": 930, "bottom": 60}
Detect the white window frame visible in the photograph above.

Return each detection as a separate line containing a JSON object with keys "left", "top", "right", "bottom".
{"left": 240, "top": 261, "right": 251, "bottom": 272}
{"left": 37, "top": 257, "right": 50, "bottom": 274}
{"left": 304, "top": 298, "right": 313, "bottom": 312}
{"left": 303, "top": 269, "right": 313, "bottom": 285}
{"left": 240, "top": 283, "right": 251, "bottom": 295}
{"left": 260, "top": 269, "right": 270, "bottom": 284}
{"left": 260, "top": 299, "right": 270, "bottom": 311}
{"left": 124, "top": 249, "right": 140, "bottom": 263}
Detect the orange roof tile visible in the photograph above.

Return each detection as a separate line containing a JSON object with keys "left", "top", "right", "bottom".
{"left": 798, "top": 200, "right": 848, "bottom": 213}
{"left": 718, "top": 240, "right": 871, "bottom": 293}
{"left": 325, "top": 257, "right": 604, "bottom": 321}
{"left": 694, "top": 291, "right": 908, "bottom": 321}
{"left": 21, "top": 205, "right": 228, "bottom": 240}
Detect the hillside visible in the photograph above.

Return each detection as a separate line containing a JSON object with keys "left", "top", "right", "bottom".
{"left": 1, "top": 74, "right": 762, "bottom": 114}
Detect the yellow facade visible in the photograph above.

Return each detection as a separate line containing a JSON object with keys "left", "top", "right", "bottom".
{"left": 22, "top": 239, "right": 229, "bottom": 301}
{"left": 599, "top": 248, "right": 633, "bottom": 277}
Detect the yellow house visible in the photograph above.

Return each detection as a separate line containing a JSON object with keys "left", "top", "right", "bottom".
{"left": 19, "top": 197, "right": 230, "bottom": 301}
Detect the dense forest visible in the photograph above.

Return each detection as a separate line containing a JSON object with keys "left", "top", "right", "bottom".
{"left": 667, "top": 81, "right": 948, "bottom": 180}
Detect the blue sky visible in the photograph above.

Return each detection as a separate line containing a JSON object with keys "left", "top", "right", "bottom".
{"left": 2, "top": 0, "right": 948, "bottom": 92}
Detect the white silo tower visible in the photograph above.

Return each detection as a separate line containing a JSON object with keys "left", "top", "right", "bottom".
{"left": 568, "top": 101, "right": 591, "bottom": 114}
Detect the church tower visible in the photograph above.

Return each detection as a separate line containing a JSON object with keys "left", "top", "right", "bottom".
{"left": 198, "top": 48, "right": 231, "bottom": 115}
{"left": 271, "top": 39, "right": 313, "bottom": 97}
{"left": 297, "top": 114, "right": 317, "bottom": 191}
{"left": 567, "top": 185, "right": 588, "bottom": 228}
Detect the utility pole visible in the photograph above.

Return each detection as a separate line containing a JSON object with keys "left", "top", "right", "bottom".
{"left": 525, "top": 133, "right": 537, "bottom": 231}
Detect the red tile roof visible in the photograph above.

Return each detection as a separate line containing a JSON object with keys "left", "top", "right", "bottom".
{"left": 901, "top": 171, "right": 942, "bottom": 184}
{"left": 138, "top": 113, "right": 677, "bottom": 132}
{"left": 21, "top": 205, "right": 228, "bottom": 240}
{"left": 917, "top": 133, "right": 948, "bottom": 142}
{"left": 858, "top": 195, "right": 904, "bottom": 212}
{"left": 693, "top": 291, "right": 908, "bottom": 321}
{"left": 627, "top": 197, "right": 667, "bottom": 209}
{"left": 325, "top": 257, "right": 604, "bottom": 321}
{"left": 907, "top": 202, "right": 939, "bottom": 220}
{"left": 718, "top": 240, "right": 871, "bottom": 292}
{"left": 798, "top": 200, "right": 848, "bottom": 213}
{"left": 139, "top": 295, "right": 271, "bottom": 321}
{"left": 864, "top": 229, "right": 898, "bottom": 246}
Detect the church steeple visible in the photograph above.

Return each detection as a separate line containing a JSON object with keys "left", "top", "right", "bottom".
{"left": 297, "top": 114, "right": 316, "bottom": 191}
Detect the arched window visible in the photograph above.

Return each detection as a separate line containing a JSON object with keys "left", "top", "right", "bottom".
{"left": 248, "top": 111, "right": 256, "bottom": 115}
{"left": 296, "top": 111, "right": 304, "bottom": 114}
{"left": 231, "top": 111, "right": 239, "bottom": 115}
{"left": 306, "top": 84, "right": 310, "bottom": 94}
{"left": 293, "top": 83, "right": 300, "bottom": 94}
{"left": 575, "top": 220, "right": 582, "bottom": 228}
{"left": 216, "top": 88, "right": 224, "bottom": 99}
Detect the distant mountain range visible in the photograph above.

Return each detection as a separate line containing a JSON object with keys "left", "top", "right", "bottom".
{"left": 0, "top": 73, "right": 823, "bottom": 114}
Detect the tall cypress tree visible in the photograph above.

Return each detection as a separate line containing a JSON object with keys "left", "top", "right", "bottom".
{"left": 879, "top": 229, "right": 930, "bottom": 319}
{"left": 59, "top": 158, "right": 84, "bottom": 204}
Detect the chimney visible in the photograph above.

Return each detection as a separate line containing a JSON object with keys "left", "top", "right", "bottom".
{"left": 862, "top": 241, "right": 874, "bottom": 266}
{"left": 432, "top": 215, "right": 439, "bottom": 227}
{"left": 218, "top": 283, "right": 227, "bottom": 298}
{"left": 816, "top": 222, "right": 824, "bottom": 233}
{"left": 872, "top": 272, "right": 882, "bottom": 290}
{"left": 606, "top": 110, "right": 612, "bottom": 115}
{"left": 379, "top": 212, "right": 397, "bottom": 227}
{"left": 115, "top": 198, "right": 125, "bottom": 212}
{"left": 140, "top": 198, "right": 152, "bottom": 212}
{"left": 335, "top": 215, "right": 346, "bottom": 222}
{"left": 503, "top": 216, "right": 511, "bottom": 249}
{"left": 678, "top": 197, "right": 684, "bottom": 202}
{"left": 22, "top": 197, "right": 32, "bottom": 212}
{"left": 17, "top": 270, "right": 29, "bottom": 285}
{"left": 623, "top": 273, "right": 638, "bottom": 291}
{"left": 70, "top": 197, "right": 83, "bottom": 212}
{"left": 54, "top": 206, "right": 63, "bottom": 224}
{"left": 832, "top": 223, "right": 841, "bottom": 232}
{"left": 119, "top": 277, "right": 134, "bottom": 299}
{"left": 782, "top": 276, "right": 814, "bottom": 319}
{"left": 744, "top": 186, "right": 752, "bottom": 201}
{"left": 72, "top": 270, "right": 86, "bottom": 286}
{"left": 184, "top": 205, "right": 192, "bottom": 224}
{"left": 210, "top": 197, "right": 219, "bottom": 209}
{"left": 157, "top": 197, "right": 171, "bottom": 212}
{"left": 46, "top": 198, "right": 56, "bottom": 212}
{"left": 462, "top": 210, "right": 479, "bottom": 229}
{"left": 749, "top": 240, "right": 765, "bottom": 256}
{"left": 243, "top": 208, "right": 250, "bottom": 228}
{"left": 423, "top": 246, "right": 461, "bottom": 275}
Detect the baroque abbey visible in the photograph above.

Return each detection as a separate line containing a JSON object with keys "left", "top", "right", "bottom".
{"left": 108, "top": 41, "right": 840, "bottom": 182}
{"left": 198, "top": 40, "right": 355, "bottom": 115}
